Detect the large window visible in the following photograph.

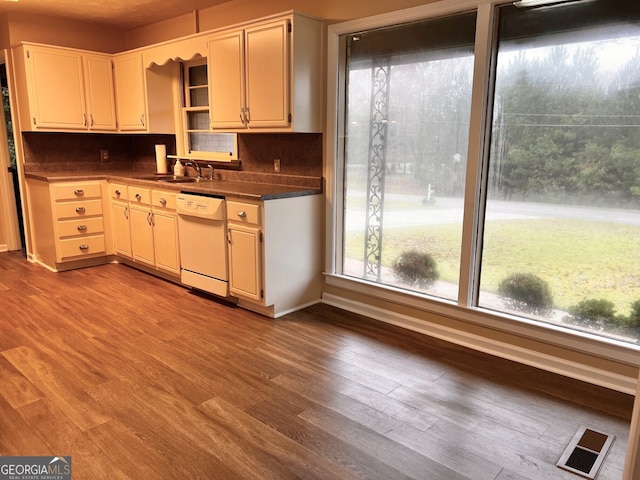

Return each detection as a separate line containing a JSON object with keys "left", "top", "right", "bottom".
{"left": 479, "top": 1, "right": 640, "bottom": 340}
{"left": 342, "top": 12, "right": 476, "bottom": 302}
{"left": 336, "top": 0, "right": 640, "bottom": 345}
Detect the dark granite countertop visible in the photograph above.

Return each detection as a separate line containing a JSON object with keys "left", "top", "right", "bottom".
{"left": 25, "top": 170, "right": 323, "bottom": 201}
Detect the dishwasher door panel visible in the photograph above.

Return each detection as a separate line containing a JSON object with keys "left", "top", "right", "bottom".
{"left": 178, "top": 214, "right": 228, "bottom": 297}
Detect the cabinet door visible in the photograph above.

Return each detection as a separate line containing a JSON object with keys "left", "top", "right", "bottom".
{"left": 153, "top": 210, "right": 180, "bottom": 274}
{"left": 129, "top": 205, "right": 155, "bottom": 265}
{"left": 208, "top": 30, "right": 246, "bottom": 129}
{"left": 111, "top": 201, "right": 131, "bottom": 257}
{"left": 244, "top": 20, "right": 290, "bottom": 128}
{"left": 113, "top": 53, "right": 147, "bottom": 131}
{"left": 228, "top": 224, "right": 262, "bottom": 302}
{"left": 83, "top": 54, "right": 117, "bottom": 131}
{"left": 26, "top": 45, "right": 86, "bottom": 130}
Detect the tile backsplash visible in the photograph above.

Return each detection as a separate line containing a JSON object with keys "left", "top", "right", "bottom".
{"left": 21, "top": 131, "right": 323, "bottom": 187}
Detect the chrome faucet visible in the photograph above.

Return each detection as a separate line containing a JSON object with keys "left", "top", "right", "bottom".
{"left": 207, "top": 164, "right": 215, "bottom": 180}
{"left": 183, "top": 161, "right": 202, "bottom": 178}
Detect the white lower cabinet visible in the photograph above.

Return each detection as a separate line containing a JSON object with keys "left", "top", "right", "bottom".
{"left": 151, "top": 190, "right": 180, "bottom": 275}
{"left": 109, "top": 183, "right": 132, "bottom": 257}
{"left": 227, "top": 200, "right": 263, "bottom": 302}
{"left": 27, "top": 178, "right": 109, "bottom": 270}
{"left": 109, "top": 182, "right": 179, "bottom": 276}
{"left": 226, "top": 194, "right": 322, "bottom": 318}
{"left": 130, "top": 201, "right": 155, "bottom": 266}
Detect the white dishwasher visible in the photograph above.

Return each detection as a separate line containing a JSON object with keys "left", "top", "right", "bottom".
{"left": 176, "top": 193, "right": 229, "bottom": 297}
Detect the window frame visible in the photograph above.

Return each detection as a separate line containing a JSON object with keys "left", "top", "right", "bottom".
{"left": 178, "top": 58, "right": 238, "bottom": 162}
{"left": 325, "top": 0, "right": 640, "bottom": 372}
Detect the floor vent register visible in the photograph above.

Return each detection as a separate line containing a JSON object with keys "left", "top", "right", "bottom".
{"left": 557, "top": 426, "right": 615, "bottom": 479}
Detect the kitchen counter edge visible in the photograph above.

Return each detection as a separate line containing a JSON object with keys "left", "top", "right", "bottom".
{"left": 24, "top": 171, "right": 323, "bottom": 201}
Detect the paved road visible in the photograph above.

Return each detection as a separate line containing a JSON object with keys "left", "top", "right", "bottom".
{"left": 345, "top": 193, "right": 640, "bottom": 231}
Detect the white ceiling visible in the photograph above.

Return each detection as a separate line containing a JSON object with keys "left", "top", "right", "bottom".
{"left": 0, "top": 0, "right": 234, "bottom": 30}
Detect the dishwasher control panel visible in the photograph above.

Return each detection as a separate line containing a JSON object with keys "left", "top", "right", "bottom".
{"left": 176, "top": 194, "right": 225, "bottom": 220}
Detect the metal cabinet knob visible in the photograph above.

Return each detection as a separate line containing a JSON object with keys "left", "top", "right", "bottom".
{"left": 160, "top": 198, "right": 167, "bottom": 206}
{"left": 115, "top": 189, "right": 121, "bottom": 197}
{"left": 75, "top": 206, "right": 86, "bottom": 213}
{"left": 79, "top": 244, "right": 89, "bottom": 250}
{"left": 74, "top": 189, "right": 84, "bottom": 196}
{"left": 135, "top": 193, "right": 142, "bottom": 200}
{"left": 77, "top": 225, "right": 87, "bottom": 231}
{"left": 237, "top": 210, "right": 247, "bottom": 218}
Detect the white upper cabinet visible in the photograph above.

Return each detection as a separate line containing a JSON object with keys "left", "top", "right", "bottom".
{"left": 13, "top": 44, "right": 116, "bottom": 132}
{"left": 113, "top": 51, "right": 180, "bottom": 134}
{"left": 113, "top": 52, "right": 147, "bottom": 131}
{"left": 207, "top": 29, "right": 246, "bottom": 130}
{"left": 207, "top": 13, "right": 323, "bottom": 133}
{"left": 11, "top": 12, "right": 321, "bottom": 135}
{"left": 83, "top": 54, "right": 117, "bottom": 131}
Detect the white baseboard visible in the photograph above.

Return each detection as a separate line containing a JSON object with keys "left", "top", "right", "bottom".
{"left": 322, "top": 293, "right": 637, "bottom": 395}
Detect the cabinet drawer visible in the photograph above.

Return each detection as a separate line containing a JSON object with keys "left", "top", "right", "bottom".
{"left": 152, "top": 189, "right": 177, "bottom": 210}
{"left": 58, "top": 235, "right": 106, "bottom": 259}
{"left": 110, "top": 183, "right": 129, "bottom": 201}
{"left": 129, "top": 186, "right": 152, "bottom": 205}
{"left": 52, "top": 182, "right": 102, "bottom": 201}
{"left": 56, "top": 217, "right": 104, "bottom": 238}
{"left": 226, "top": 200, "right": 261, "bottom": 226}
{"left": 55, "top": 199, "right": 103, "bottom": 219}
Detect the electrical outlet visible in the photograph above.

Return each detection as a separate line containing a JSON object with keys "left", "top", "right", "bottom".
{"left": 274, "top": 159, "right": 281, "bottom": 173}
{"left": 100, "top": 149, "right": 109, "bottom": 162}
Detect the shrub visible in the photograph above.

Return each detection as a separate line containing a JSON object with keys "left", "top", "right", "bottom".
{"left": 565, "top": 298, "right": 616, "bottom": 330}
{"left": 497, "top": 272, "right": 553, "bottom": 316}
{"left": 626, "top": 300, "right": 640, "bottom": 330}
{"left": 392, "top": 249, "right": 439, "bottom": 288}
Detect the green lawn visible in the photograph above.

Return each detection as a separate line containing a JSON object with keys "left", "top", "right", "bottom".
{"left": 345, "top": 218, "right": 640, "bottom": 315}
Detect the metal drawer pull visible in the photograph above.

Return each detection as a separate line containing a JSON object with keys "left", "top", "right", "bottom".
{"left": 115, "top": 189, "right": 121, "bottom": 197}
{"left": 159, "top": 198, "right": 167, "bottom": 206}
{"left": 77, "top": 225, "right": 87, "bottom": 231}
{"left": 75, "top": 206, "right": 86, "bottom": 213}
{"left": 135, "top": 193, "right": 142, "bottom": 200}
{"left": 79, "top": 244, "right": 89, "bottom": 250}
{"left": 237, "top": 210, "right": 247, "bottom": 218}
{"left": 74, "top": 189, "right": 84, "bottom": 196}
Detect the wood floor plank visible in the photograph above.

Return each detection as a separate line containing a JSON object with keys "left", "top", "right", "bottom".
{"left": 245, "top": 395, "right": 415, "bottom": 480}
{"left": 0, "top": 395, "right": 51, "bottom": 456}
{"left": 85, "top": 334, "right": 214, "bottom": 407}
{"left": 0, "top": 252, "right": 632, "bottom": 479}
{"left": 103, "top": 384, "right": 239, "bottom": 479}
{"left": 198, "top": 396, "right": 361, "bottom": 480}
{"left": 0, "top": 355, "right": 44, "bottom": 408}
{"left": 426, "top": 418, "right": 586, "bottom": 480}
{"left": 17, "top": 398, "right": 133, "bottom": 480}
{"left": 299, "top": 403, "right": 471, "bottom": 480}
{"left": 2, "top": 345, "right": 112, "bottom": 431}
{"left": 85, "top": 419, "right": 187, "bottom": 480}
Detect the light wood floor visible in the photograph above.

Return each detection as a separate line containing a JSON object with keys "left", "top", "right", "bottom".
{"left": 0, "top": 251, "right": 633, "bottom": 479}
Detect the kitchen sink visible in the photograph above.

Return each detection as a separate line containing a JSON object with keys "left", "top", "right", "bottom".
{"left": 161, "top": 177, "right": 199, "bottom": 183}
{"left": 133, "top": 175, "right": 201, "bottom": 183}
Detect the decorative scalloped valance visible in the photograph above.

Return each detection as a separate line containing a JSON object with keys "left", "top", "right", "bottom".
{"left": 142, "top": 35, "right": 207, "bottom": 67}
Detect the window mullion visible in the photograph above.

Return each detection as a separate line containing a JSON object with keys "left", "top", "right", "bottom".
{"left": 458, "top": 3, "right": 498, "bottom": 307}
